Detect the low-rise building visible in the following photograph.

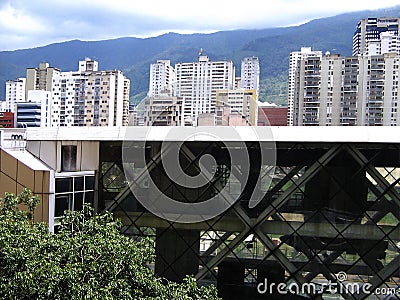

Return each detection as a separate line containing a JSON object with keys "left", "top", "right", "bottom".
{"left": 0, "top": 112, "right": 15, "bottom": 128}
{"left": 143, "top": 94, "right": 184, "bottom": 126}
{"left": 258, "top": 106, "right": 288, "bottom": 126}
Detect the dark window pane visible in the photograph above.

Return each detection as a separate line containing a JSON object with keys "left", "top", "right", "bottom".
{"left": 74, "top": 177, "right": 84, "bottom": 191}
{"left": 55, "top": 194, "right": 71, "bottom": 217}
{"left": 85, "top": 176, "right": 95, "bottom": 190}
{"left": 56, "top": 178, "right": 73, "bottom": 193}
{"left": 61, "top": 145, "right": 77, "bottom": 171}
{"left": 74, "top": 192, "right": 84, "bottom": 211}
{"left": 85, "top": 191, "right": 94, "bottom": 206}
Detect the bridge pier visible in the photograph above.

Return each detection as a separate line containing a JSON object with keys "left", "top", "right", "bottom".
{"left": 155, "top": 228, "right": 200, "bottom": 282}
{"left": 304, "top": 151, "right": 367, "bottom": 223}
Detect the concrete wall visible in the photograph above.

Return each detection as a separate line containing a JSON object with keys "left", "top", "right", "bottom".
{"left": 27, "top": 140, "right": 99, "bottom": 172}
{"left": 0, "top": 148, "right": 51, "bottom": 223}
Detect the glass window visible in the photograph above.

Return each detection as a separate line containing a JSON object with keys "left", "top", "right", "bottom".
{"left": 55, "top": 178, "right": 73, "bottom": 193}
{"left": 85, "top": 191, "right": 94, "bottom": 206}
{"left": 55, "top": 194, "right": 72, "bottom": 217}
{"left": 55, "top": 174, "right": 95, "bottom": 223}
{"left": 85, "top": 176, "right": 95, "bottom": 190}
{"left": 74, "top": 192, "right": 84, "bottom": 211}
{"left": 74, "top": 177, "right": 84, "bottom": 191}
{"left": 61, "top": 145, "right": 77, "bottom": 171}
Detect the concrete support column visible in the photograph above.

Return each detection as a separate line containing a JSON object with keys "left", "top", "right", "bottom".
{"left": 155, "top": 228, "right": 200, "bottom": 282}
{"left": 304, "top": 151, "right": 367, "bottom": 223}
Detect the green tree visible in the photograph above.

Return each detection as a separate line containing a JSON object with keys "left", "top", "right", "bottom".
{"left": 0, "top": 189, "right": 219, "bottom": 299}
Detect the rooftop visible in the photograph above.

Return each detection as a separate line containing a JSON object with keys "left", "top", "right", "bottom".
{"left": 22, "top": 126, "right": 400, "bottom": 143}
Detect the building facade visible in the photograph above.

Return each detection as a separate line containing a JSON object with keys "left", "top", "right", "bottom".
{"left": 353, "top": 17, "right": 400, "bottom": 56}
{"left": 287, "top": 47, "right": 322, "bottom": 126}
{"left": 289, "top": 51, "right": 400, "bottom": 126}
{"left": 16, "top": 90, "right": 51, "bottom": 128}
{"left": 51, "top": 60, "right": 130, "bottom": 127}
{"left": 258, "top": 106, "right": 288, "bottom": 126}
{"left": 148, "top": 60, "right": 175, "bottom": 97}
{"left": 240, "top": 57, "right": 260, "bottom": 96}
{"left": 145, "top": 54, "right": 261, "bottom": 126}
{"left": 174, "top": 54, "right": 235, "bottom": 125}
{"left": 143, "top": 94, "right": 184, "bottom": 126}
{"left": 78, "top": 58, "right": 99, "bottom": 73}
{"left": 5, "top": 78, "right": 26, "bottom": 112}
{"left": 26, "top": 62, "right": 60, "bottom": 98}
{"left": 0, "top": 112, "right": 14, "bottom": 128}
{"left": 216, "top": 89, "right": 258, "bottom": 126}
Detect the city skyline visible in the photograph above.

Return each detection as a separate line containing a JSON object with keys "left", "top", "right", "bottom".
{"left": 0, "top": 1, "right": 399, "bottom": 51}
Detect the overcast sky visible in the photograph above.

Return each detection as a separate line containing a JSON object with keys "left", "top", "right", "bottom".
{"left": 0, "top": 0, "right": 399, "bottom": 51}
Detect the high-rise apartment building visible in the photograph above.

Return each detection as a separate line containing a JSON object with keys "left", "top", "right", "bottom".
{"left": 7, "top": 59, "right": 130, "bottom": 128}
{"left": 289, "top": 51, "right": 400, "bottom": 126}
{"left": 5, "top": 78, "right": 26, "bottom": 112}
{"left": 352, "top": 17, "right": 400, "bottom": 56}
{"left": 146, "top": 54, "right": 260, "bottom": 126}
{"left": 359, "top": 53, "right": 400, "bottom": 125}
{"left": 240, "top": 57, "right": 260, "bottom": 96}
{"left": 32, "top": 58, "right": 130, "bottom": 127}
{"left": 26, "top": 62, "right": 60, "bottom": 98}
{"left": 287, "top": 47, "right": 322, "bottom": 125}
{"left": 148, "top": 60, "right": 175, "bottom": 97}
{"left": 51, "top": 65, "right": 130, "bottom": 127}
{"left": 380, "top": 32, "right": 400, "bottom": 54}
{"left": 174, "top": 54, "right": 235, "bottom": 125}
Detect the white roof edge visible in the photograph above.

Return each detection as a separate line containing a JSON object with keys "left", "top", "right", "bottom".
{"left": 24, "top": 126, "right": 400, "bottom": 143}
{"left": 2, "top": 148, "right": 51, "bottom": 171}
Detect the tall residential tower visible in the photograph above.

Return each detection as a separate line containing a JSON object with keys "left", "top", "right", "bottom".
{"left": 289, "top": 51, "right": 400, "bottom": 126}
{"left": 26, "top": 62, "right": 60, "bottom": 99}
{"left": 287, "top": 47, "right": 322, "bottom": 126}
{"left": 174, "top": 54, "right": 235, "bottom": 125}
{"left": 352, "top": 17, "right": 400, "bottom": 56}
{"left": 240, "top": 56, "right": 260, "bottom": 96}
{"left": 148, "top": 60, "right": 175, "bottom": 97}
{"left": 5, "top": 78, "right": 26, "bottom": 112}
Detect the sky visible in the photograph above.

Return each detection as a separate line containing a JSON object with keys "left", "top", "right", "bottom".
{"left": 0, "top": 0, "right": 399, "bottom": 51}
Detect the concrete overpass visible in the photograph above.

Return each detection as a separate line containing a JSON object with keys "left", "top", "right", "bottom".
{"left": 21, "top": 126, "right": 400, "bottom": 299}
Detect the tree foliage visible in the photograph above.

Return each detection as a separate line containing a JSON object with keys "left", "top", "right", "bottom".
{"left": 0, "top": 189, "right": 219, "bottom": 299}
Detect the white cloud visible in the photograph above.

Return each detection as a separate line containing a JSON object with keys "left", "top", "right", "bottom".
{"left": 0, "top": 0, "right": 399, "bottom": 50}
{"left": 0, "top": 3, "right": 47, "bottom": 34}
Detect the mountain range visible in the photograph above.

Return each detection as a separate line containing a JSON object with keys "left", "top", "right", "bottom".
{"left": 1, "top": 5, "right": 399, "bottom": 105}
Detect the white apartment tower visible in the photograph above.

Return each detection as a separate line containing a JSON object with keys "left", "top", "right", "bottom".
{"left": 174, "top": 54, "right": 235, "bottom": 125}
{"left": 5, "top": 77, "right": 26, "bottom": 112}
{"left": 289, "top": 52, "right": 400, "bottom": 126}
{"left": 51, "top": 60, "right": 130, "bottom": 127}
{"left": 148, "top": 60, "right": 175, "bottom": 96}
{"left": 287, "top": 47, "right": 322, "bottom": 125}
{"left": 359, "top": 53, "right": 400, "bottom": 126}
{"left": 353, "top": 18, "right": 400, "bottom": 56}
{"left": 240, "top": 57, "right": 260, "bottom": 96}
